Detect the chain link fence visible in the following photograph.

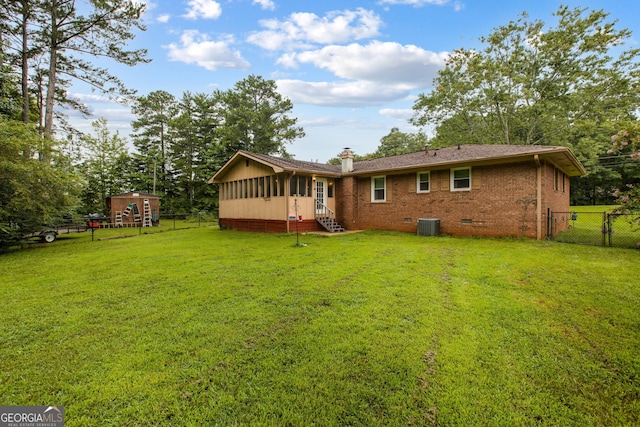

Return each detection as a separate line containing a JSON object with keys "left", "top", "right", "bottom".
{"left": 158, "top": 213, "right": 218, "bottom": 230}
{"left": 551, "top": 211, "right": 640, "bottom": 249}
{"left": 95, "top": 212, "right": 218, "bottom": 232}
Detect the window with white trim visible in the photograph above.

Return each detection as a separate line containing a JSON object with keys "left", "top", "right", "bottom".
{"left": 417, "top": 171, "right": 430, "bottom": 193}
{"left": 451, "top": 167, "right": 471, "bottom": 191}
{"left": 372, "top": 176, "right": 386, "bottom": 202}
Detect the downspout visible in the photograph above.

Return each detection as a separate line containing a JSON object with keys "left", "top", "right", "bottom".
{"left": 534, "top": 155, "right": 542, "bottom": 240}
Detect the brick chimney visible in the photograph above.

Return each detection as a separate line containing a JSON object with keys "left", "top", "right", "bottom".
{"left": 340, "top": 148, "right": 354, "bottom": 173}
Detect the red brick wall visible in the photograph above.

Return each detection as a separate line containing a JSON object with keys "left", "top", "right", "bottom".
{"left": 336, "top": 176, "right": 359, "bottom": 230}
{"left": 337, "top": 160, "right": 571, "bottom": 239}
{"left": 541, "top": 161, "right": 571, "bottom": 236}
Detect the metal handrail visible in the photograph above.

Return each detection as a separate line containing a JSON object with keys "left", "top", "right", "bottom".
{"left": 314, "top": 199, "right": 335, "bottom": 218}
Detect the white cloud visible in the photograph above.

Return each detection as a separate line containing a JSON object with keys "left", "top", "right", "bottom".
{"left": 157, "top": 14, "right": 170, "bottom": 23}
{"left": 279, "top": 41, "right": 447, "bottom": 87}
{"left": 247, "top": 8, "right": 382, "bottom": 50}
{"left": 90, "top": 108, "right": 136, "bottom": 123}
{"left": 164, "top": 30, "right": 250, "bottom": 70}
{"left": 73, "top": 93, "right": 112, "bottom": 104}
{"left": 276, "top": 42, "right": 447, "bottom": 107}
{"left": 276, "top": 80, "right": 412, "bottom": 107}
{"left": 378, "top": 0, "right": 450, "bottom": 6}
{"left": 183, "top": 0, "right": 222, "bottom": 20}
{"left": 379, "top": 108, "right": 414, "bottom": 120}
{"left": 252, "top": 0, "right": 275, "bottom": 11}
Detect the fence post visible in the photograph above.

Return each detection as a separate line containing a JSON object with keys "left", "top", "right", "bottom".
{"left": 608, "top": 213, "right": 613, "bottom": 247}
{"left": 602, "top": 212, "right": 606, "bottom": 247}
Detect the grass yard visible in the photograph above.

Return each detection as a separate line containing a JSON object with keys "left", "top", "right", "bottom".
{"left": 0, "top": 228, "right": 638, "bottom": 426}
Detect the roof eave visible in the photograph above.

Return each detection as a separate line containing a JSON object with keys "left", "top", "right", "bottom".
{"left": 347, "top": 147, "right": 586, "bottom": 177}
{"left": 208, "top": 151, "right": 286, "bottom": 184}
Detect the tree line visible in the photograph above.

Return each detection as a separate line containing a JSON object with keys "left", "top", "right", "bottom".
{"left": 0, "top": 1, "right": 304, "bottom": 248}
{"left": 81, "top": 76, "right": 304, "bottom": 215}
{"left": 335, "top": 6, "right": 640, "bottom": 207}
{"left": 1, "top": 3, "right": 640, "bottom": 249}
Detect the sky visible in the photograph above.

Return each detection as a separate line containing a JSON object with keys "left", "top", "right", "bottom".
{"left": 69, "top": 0, "right": 640, "bottom": 163}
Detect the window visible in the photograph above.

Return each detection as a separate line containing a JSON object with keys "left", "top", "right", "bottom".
{"left": 554, "top": 168, "right": 566, "bottom": 192}
{"left": 278, "top": 174, "right": 285, "bottom": 197}
{"left": 289, "top": 176, "right": 312, "bottom": 197}
{"left": 451, "top": 167, "right": 471, "bottom": 191}
{"left": 372, "top": 176, "right": 386, "bottom": 202}
{"left": 417, "top": 172, "right": 430, "bottom": 193}
{"left": 266, "top": 176, "right": 271, "bottom": 198}
{"left": 327, "top": 180, "right": 334, "bottom": 198}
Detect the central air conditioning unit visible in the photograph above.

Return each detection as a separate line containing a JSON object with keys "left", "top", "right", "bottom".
{"left": 417, "top": 218, "right": 440, "bottom": 236}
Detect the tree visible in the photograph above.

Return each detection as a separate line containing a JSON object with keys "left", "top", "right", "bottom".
{"left": 0, "top": 0, "right": 40, "bottom": 123}
{"left": 411, "top": 6, "right": 640, "bottom": 152}
{"left": 131, "top": 90, "right": 177, "bottom": 196}
{"left": 40, "top": 0, "right": 148, "bottom": 139}
{"left": 0, "top": 53, "right": 22, "bottom": 120}
{"left": 608, "top": 123, "right": 640, "bottom": 214}
{"left": 168, "top": 92, "right": 219, "bottom": 212}
{"left": 0, "top": 119, "right": 79, "bottom": 249}
{"left": 78, "top": 118, "right": 132, "bottom": 213}
{"left": 214, "top": 75, "right": 304, "bottom": 161}
{"left": 1, "top": 0, "right": 149, "bottom": 153}
{"left": 374, "top": 128, "right": 429, "bottom": 157}
{"left": 326, "top": 128, "right": 428, "bottom": 164}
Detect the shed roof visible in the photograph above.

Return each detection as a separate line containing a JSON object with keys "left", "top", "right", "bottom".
{"left": 209, "top": 144, "right": 585, "bottom": 183}
{"left": 106, "top": 191, "right": 161, "bottom": 199}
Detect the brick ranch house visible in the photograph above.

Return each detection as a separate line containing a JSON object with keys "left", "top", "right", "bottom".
{"left": 208, "top": 144, "right": 586, "bottom": 239}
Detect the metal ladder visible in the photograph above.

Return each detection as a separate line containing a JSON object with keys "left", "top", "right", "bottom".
{"left": 122, "top": 203, "right": 133, "bottom": 218}
{"left": 142, "top": 199, "right": 152, "bottom": 227}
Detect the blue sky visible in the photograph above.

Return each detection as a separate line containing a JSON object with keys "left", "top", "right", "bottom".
{"left": 70, "top": 0, "right": 640, "bottom": 162}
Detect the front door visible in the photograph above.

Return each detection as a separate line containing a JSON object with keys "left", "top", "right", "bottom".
{"left": 315, "top": 178, "right": 327, "bottom": 215}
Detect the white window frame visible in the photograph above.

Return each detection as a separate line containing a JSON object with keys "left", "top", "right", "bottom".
{"left": 417, "top": 171, "right": 430, "bottom": 193}
{"left": 371, "top": 176, "right": 386, "bottom": 202}
{"left": 451, "top": 167, "right": 471, "bottom": 191}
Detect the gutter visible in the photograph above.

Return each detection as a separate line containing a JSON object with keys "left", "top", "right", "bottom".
{"left": 534, "top": 154, "right": 542, "bottom": 240}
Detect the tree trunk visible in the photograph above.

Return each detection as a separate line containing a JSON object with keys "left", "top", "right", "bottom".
{"left": 41, "top": 0, "right": 58, "bottom": 162}
{"left": 21, "top": 2, "right": 30, "bottom": 124}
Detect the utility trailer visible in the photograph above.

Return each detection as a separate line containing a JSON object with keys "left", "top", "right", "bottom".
{"left": 23, "top": 224, "right": 89, "bottom": 243}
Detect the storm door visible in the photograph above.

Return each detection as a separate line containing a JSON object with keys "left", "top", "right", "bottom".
{"left": 315, "top": 178, "right": 327, "bottom": 215}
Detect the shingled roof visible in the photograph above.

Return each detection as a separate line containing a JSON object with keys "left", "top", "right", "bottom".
{"left": 209, "top": 144, "right": 585, "bottom": 183}
{"left": 350, "top": 144, "right": 585, "bottom": 176}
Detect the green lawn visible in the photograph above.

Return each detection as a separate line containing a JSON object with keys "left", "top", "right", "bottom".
{"left": 0, "top": 228, "right": 638, "bottom": 426}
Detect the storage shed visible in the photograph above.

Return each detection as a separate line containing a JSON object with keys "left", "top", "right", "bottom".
{"left": 105, "top": 192, "right": 161, "bottom": 227}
